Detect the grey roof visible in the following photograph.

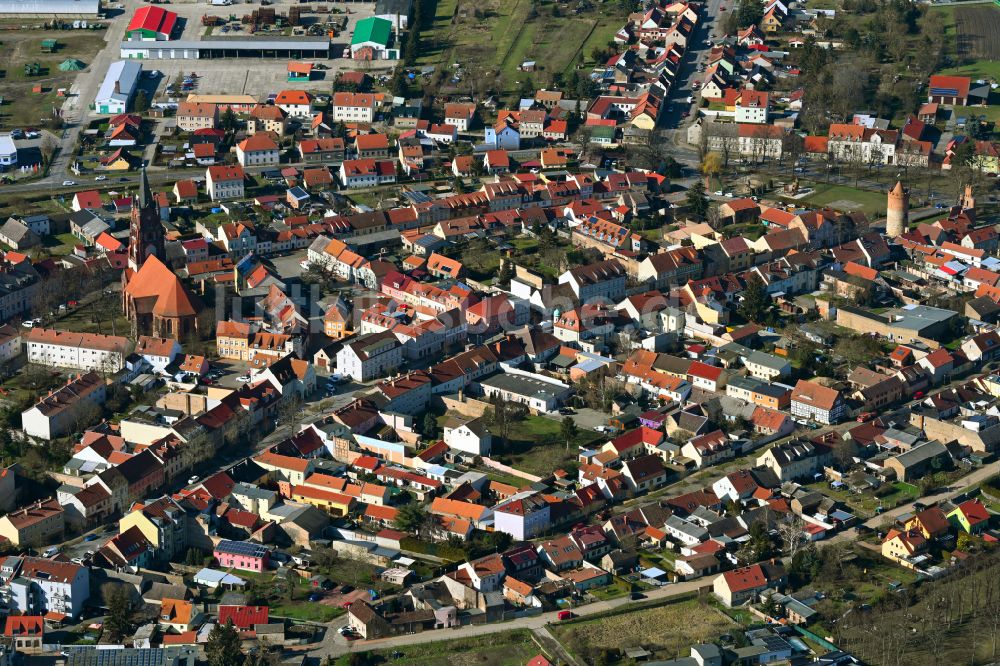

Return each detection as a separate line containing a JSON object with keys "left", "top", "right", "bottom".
{"left": 479, "top": 372, "right": 568, "bottom": 402}
{"left": 885, "top": 304, "right": 957, "bottom": 332}
{"left": 746, "top": 350, "right": 789, "bottom": 371}
{"left": 232, "top": 482, "right": 275, "bottom": 501}
{"left": 121, "top": 38, "right": 330, "bottom": 52}
{"left": 889, "top": 440, "right": 948, "bottom": 469}
{"left": 96, "top": 61, "right": 142, "bottom": 107}
{"left": 0, "top": 219, "right": 37, "bottom": 245}
{"left": 665, "top": 515, "right": 709, "bottom": 541}
{"left": 65, "top": 647, "right": 196, "bottom": 666}
{"left": 0, "top": 0, "right": 100, "bottom": 14}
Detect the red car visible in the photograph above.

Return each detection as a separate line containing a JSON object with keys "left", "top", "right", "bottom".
{"left": 856, "top": 412, "right": 875, "bottom": 423}
{"left": 913, "top": 391, "right": 925, "bottom": 399}
{"left": 558, "top": 610, "right": 574, "bottom": 621}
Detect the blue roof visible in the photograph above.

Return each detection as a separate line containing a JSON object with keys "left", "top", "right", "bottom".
{"left": 640, "top": 567, "right": 667, "bottom": 578}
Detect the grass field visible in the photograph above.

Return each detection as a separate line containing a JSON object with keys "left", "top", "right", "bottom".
{"left": 0, "top": 30, "right": 107, "bottom": 128}
{"left": 357, "top": 629, "right": 542, "bottom": 666}
{"left": 417, "top": 0, "right": 627, "bottom": 97}
{"left": 493, "top": 414, "right": 602, "bottom": 477}
{"left": 551, "top": 597, "right": 735, "bottom": 661}
{"left": 794, "top": 182, "right": 890, "bottom": 217}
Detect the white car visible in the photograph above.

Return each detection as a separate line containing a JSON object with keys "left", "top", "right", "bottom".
{"left": 62, "top": 180, "right": 75, "bottom": 186}
{"left": 724, "top": 192, "right": 733, "bottom": 198}
{"left": 713, "top": 190, "right": 723, "bottom": 196}
{"left": 95, "top": 175, "right": 106, "bottom": 181}
{"left": 236, "top": 376, "right": 251, "bottom": 383}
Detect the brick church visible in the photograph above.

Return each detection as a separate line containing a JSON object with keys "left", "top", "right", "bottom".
{"left": 122, "top": 168, "right": 202, "bottom": 339}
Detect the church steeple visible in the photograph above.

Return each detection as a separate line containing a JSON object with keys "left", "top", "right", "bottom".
{"left": 127, "top": 166, "right": 165, "bottom": 272}
{"left": 138, "top": 165, "right": 153, "bottom": 210}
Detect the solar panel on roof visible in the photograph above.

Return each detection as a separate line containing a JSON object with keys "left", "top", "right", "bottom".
{"left": 215, "top": 539, "right": 268, "bottom": 557}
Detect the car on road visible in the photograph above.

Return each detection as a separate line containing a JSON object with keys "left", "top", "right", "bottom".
{"left": 83, "top": 534, "right": 99, "bottom": 542}
{"left": 558, "top": 610, "right": 574, "bottom": 620}
{"left": 10, "top": 129, "right": 24, "bottom": 140}
{"left": 713, "top": 190, "right": 723, "bottom": 196}
{"left": 94, "top": 175, "right": 106, "bottom": 181}
{"left": 558, "top": 407, "right": 575, "bottom": 415}
{"left": 62, "top": 180, "right": 75, "bottom": 186}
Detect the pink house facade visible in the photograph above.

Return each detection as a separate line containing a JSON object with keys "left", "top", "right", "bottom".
{"left": 213, "top": 540, "right": 270, "bottom": 572}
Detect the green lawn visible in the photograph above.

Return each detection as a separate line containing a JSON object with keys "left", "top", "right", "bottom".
{"left": 939, "top": 59, "right": 1000, "bottom": 81}
{"left": 795, "top": 182, "right": 892, "bottom": 217}
{"left": 357, "top": 629, "right": 542, "bottom": 666}
{"left": 269, "top": 601, "right": 344, "bottom": 623}
{"left": 493, "top": 414, "right": 602, "bottom": 477}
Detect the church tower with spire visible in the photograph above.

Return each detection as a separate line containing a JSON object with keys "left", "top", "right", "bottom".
{"left": 128, "top": 167, "right": 165, "bottom": 272}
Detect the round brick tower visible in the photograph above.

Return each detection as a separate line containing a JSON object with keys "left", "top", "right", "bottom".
{"left": 886, "top": 180, "right": 909, "bottom": 238}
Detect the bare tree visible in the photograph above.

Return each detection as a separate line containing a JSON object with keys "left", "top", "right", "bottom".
{"left": 777, "top": 516, "right": 807, "bottom": 559}
{"left": 40, "top": 135, "right": 58, "bottom": 166}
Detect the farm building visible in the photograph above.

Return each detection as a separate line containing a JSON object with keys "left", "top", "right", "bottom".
{"left": 287, "top": 61, "right": 313, "bottom": 82}
{"left": 95, "top": 60, "right": 142, "bottom": 115}
{"left": 0, "top": 135, "right": 16, "bottom": 167}
{"left": 0, "top": 0, "right": 100, "bottom": 16}
{"left": 121, "top": 38, "right": 330, "bottom": 60}
{"left": 125, "top": 6, "right": 178, "bottom": 41}
{"left": 350, "top": 16, "right": 397, "bottom": 60}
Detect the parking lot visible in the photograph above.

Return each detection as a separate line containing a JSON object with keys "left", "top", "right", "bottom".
{"left": 121, "top": 0, "right": 386, "bottom": 100}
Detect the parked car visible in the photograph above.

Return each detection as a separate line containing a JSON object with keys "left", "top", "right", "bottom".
{"left": 558, "top": 610, "right": 574, "bottom": 620}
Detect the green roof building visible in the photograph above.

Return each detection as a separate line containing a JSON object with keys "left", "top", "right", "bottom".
{"left": 350, "top": 16, "right": 395, "bottom": 59}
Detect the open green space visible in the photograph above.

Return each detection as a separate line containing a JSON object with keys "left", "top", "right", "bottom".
{"left": 551, "top": 597, "right": 735, "bottom": 662}
{"left": 794, "top": 182, "right": 891, "bottom": 217}
{"left": 351, "top": 629, "right": 542, "bottom": 666}
{"left": 416, "top": 0, "right": 627, "bottom": 96}
{"left": 0, "top": 30, "right": 106, "bottom": 127}
{"left": 805, "top": 478, "right": 918, "bottom": 518}
{"left": 269, "top": 600, "right": 344, "bottom": 623}
{"left": 939, "top": 60, "right": 1000, "bottom": 82}
{"left": 493, "top": 413, "right": 602, "bottom": 477}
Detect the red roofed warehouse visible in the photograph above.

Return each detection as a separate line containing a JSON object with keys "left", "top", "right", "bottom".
{"left": 126, "top": 6, "right": 178, "bottom": 41}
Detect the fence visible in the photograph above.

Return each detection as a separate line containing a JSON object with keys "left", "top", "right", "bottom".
{"left": 480, "top": 456, "right": 542, "bottom": 483}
